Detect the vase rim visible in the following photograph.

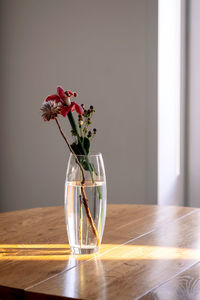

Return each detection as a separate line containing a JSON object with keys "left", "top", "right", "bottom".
{"left": 70, "top": 152, "right": 102, "bottom": 157}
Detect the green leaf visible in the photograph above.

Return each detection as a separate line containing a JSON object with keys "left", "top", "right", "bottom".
{"left": 70, "top": 142, "right": 79, "bottom": 155}
{"left": 80, "top": 158, "right": 90, "bottom": 171}
{"left": 70, "top": 138, "right": 93, "bottom": 172}
{"left": 83, "top": 137, "right": 90, "bottom": 155}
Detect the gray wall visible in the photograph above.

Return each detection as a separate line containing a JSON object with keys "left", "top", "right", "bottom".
{"left": 187, "top": 0, "right": 200, "bottom": 207}
{"left": 0, "top": 0, "right": 158, "bottom": 212}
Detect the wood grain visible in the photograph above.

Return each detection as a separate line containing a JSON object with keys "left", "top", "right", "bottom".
{"left": 0, "top": 205, "right": 199, "bottom": 300}
{"left": 26, "top": 210, "right": 200, "bottom": 299}
{"left": 140, "top": 262, "right": 200, "bottom": 300}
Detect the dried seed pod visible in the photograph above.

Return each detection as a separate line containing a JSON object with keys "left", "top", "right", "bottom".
{"left": 41, "top": 101, "right": 61, "bottom": 121}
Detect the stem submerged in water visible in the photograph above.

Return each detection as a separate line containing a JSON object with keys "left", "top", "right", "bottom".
{"left": 55, "top": 118, "right": 100, "bottom": 245}
{"left": 79, "top": 190, "right": 83, "bottom": 247}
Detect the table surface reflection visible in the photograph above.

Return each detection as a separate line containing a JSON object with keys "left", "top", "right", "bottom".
{"left": 0, "top": 204, "right": 200, "bottom": 299}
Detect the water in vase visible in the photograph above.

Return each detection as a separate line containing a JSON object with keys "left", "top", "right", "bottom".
{"left": 65, "top": 180, "right": 106, "bottom": 254}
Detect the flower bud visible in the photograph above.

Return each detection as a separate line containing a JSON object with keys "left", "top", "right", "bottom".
{"left": 83, "top": 127, "right": 87, "bottom": 134}
{"left": 87, "top": 131, "right": 92, "bottom": 138}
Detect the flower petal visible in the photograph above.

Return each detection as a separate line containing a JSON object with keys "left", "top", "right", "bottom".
{"left": 66, "top": 90, "right": 77, "bottom": 98}
{"left": 61, "top": 106, "right": 68, "bottom": 117}
{"left": 61, "top": 104, "right": 74, "bottom": 117}
{"left": 46, "top": 94, "right": 60, "bottom": 103}
{"left": 70, "top": 103, "right": 76, "bottom": 112}
{"left": 74, "top": 102, "right": 84, "bottom": 115}
{"left": 57, "top": 86, "right": 66, "bottom": 101}
{"left": 65, "top": 90, "right": 73, "bottom": 97}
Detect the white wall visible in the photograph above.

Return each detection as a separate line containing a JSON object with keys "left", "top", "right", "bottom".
{"left": 0, "top": 0, "right": 157, "bottom": 212}
{"left": 187, "top": 0, "right": 200, "bottom": 207}
{"left": 158, "top": 0, "right": 185, "bottom": 206}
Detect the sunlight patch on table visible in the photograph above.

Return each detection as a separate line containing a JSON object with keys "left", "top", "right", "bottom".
{"left": 0, "top": 244, "right": 199, "bottom": 261}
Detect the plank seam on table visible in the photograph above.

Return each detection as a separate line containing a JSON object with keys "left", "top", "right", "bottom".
{"left": 25, "top": 208, "right": 198, "bottom": 294}
{"left": 136, "top": 260, "right": 200, "bottom": 299}
{"left": 113, "top": 206, "right": 196, "bottom": 231}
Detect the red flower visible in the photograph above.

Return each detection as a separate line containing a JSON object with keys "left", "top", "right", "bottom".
{"left": 46, "top": 86, "right": 83, "bottom": 117}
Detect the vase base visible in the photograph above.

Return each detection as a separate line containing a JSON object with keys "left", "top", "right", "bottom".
{"left": 71, "top": 246, "right": 99, "bottom": 255}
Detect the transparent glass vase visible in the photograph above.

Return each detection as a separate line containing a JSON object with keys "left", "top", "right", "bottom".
{"left": 65, "top": 153, "right": 107, "bottom": 254}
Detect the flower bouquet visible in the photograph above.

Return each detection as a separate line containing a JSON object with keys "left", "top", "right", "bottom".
{"left": 41, "top": 87, "right": 106, "bottom": 254}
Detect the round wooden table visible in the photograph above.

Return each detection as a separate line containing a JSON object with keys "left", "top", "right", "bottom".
{"left": 0, "top": 205, "right": 200, "bottom": 299}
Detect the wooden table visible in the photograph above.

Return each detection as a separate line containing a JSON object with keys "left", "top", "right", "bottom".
{"left": 0, "top": 205, "right": 200, "bottom": 299}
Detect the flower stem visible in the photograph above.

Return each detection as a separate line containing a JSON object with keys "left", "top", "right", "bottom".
{"left": 55, "top": 119, "right": 85, "bottom": 184}
{"left": 67, "top": 112, "right": 103, "bottom": 200}
{"left": 81, "top": 186, "right": 99, "bottom": 246}
{"left": 79, "top": 191, "right": 82, "bottom": 247}
{"left": 67, "top": 112, "right": 103, "bottom": 240}
{"left": 67, "top": 111, "right": 80, "bottom": 139}
{"left": 55, "top": 118, "right": 99, "bottom": 245}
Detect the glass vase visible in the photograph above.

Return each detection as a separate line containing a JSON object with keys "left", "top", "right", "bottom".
{"left": 64, "top": 153, "right": 107, "bottom": 254}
